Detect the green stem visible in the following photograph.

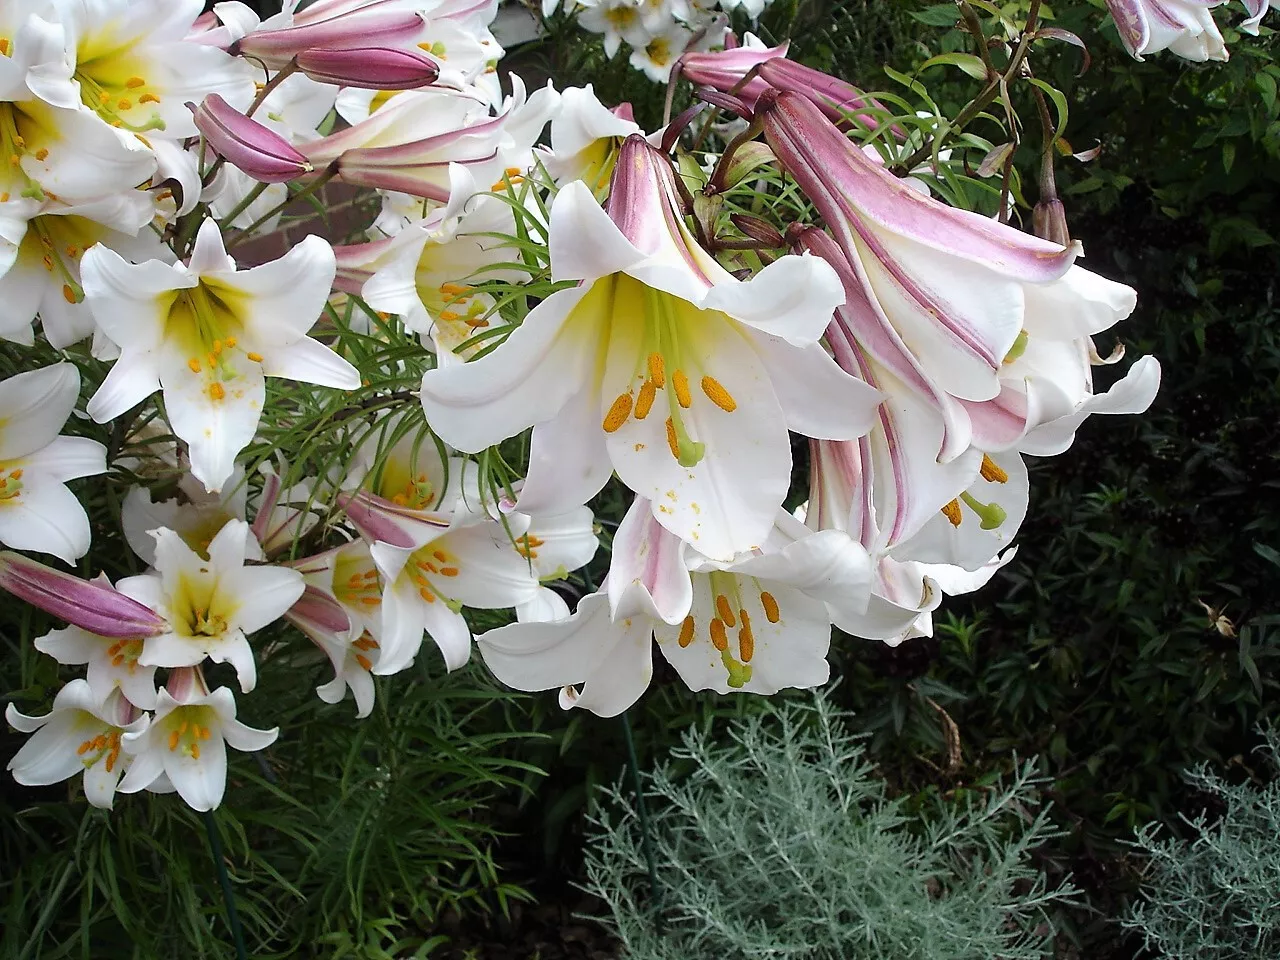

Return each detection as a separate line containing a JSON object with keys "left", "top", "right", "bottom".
{"left": 620, "top": 710, "right": 663, "bottom": 935}
{"left": 228, "top": 162, "right": 339, "bottom": 245}
{"left": 218, "top": 181, "right": 271, "bottom": 232}
{"left": 203, "top": 810, "right": 248, "bottom": 960}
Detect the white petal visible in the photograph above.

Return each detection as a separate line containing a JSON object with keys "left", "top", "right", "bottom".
{"left": 513, "top": 384, "right": 612, "bottom": 518}
{"left": 221, "top": 716, "right": 279, "bottom": 752}
{"left": 20, "top": 436, "right": 107, "bottom": 483}
{"left": 7, "top": 712, "right": 91, "bottom": 786}
{"left": 79, "top": 245, "right": 191, "bottom": 351}
{"left": 753, "top": 335, "right": 882, "bottom": 441}
{"left": 516, "top": 586, "right": 572, "bottom": 622}
{"left": 1022, "top": 265, "right": 1136, "bottom": 340}
{"left": 221, "top": 566, "right": 305, "bottom": 633}
{"left": 1020, "top": 356, "right": 1162, "bottom": 457}
{"left": 87, "top": 353, "right": 162, "bottom": 423}
{"left": 420, "top": 598, "right": 474, "bottom": 670}
{"left": 607, "top": 497, "right": 692, "bottom": 625}
{"left": 164, "top": 734, "right": 227, "bottom": 811}
{"left": 370, "top": 569, "right": 427, "bottom": 674}
{"left": 701, "top": 252, "right": 844, "bottom": 345}
{"left": 419, "top": 281, "right": 601, "bottom": 453}
{"left": 0, "top": 475, "right": 93, "bottom": 562}
{"left": 548, "top": 180, "right": 647, "bottom": 282}
{"left": 259, "top": 337, "right": 360, "bottom": 390}
{"left": 478, "top": 591, "right": 613, "bottom": 690}
{"left": 218, "top": 235, "right": 336, "bottom": 345}
{"left": 81, "top": 755, "right": 123, "bottom": 809}
{"left": 0, "top": 362, "right": 79, "bottom": 460}
{"left": 33, "top": 626, "right": 102, "bottom": 665}
{"left": 161, "top": 363, "right": 266, "bottom": 493}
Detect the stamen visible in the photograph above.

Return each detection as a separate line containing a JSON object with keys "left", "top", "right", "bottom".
{"left": 188, "top": 357, "right": 202, "bottom": 373}
{"left": 117, "top": 98, "right": 132, "bottom": 110}
{"left": 168, "top": 730, "right": 180, "bottom": 750}
{"left": 709, "top": 618, "right": 729, "bottom": 651}
{"left": 0, "top": 39, "right": 9, "bottom": 55}
{"left": 138, "top": 92, "right": 161, "bottom": 105}
{"left": 603, "top": 392, "right": 633, "bottom": 433}
{"left": 701, "top": 376, "right": 737, "bottom": 413}
{"left": 635, "top": 380, "right": 656, "bottom": 420}
{"left": 760, "top": 591, "right": 780, "bottom": 624}
{"left": 979, "top": 454, "right": 1009, "bottom": 484}
{"left": 438, "top": 566, "right": 459, "bottom": 577}
{"left": 62, "top": 284, "right": 76, "bottom": 303}
{"left": 439, "top": 310, "right": 461, "bottom": 321}
{"left": 418, "top": 587, "right": 436, "bottom": 602}
{"left": 77, "top": 740, "right": 92, "bottom": 755}
{"left": 190, "top": 743, "right": 200, "bottom": 759}
{"left": 940, "top": 499, "right": 962, "bottom": 526}
{"left": 246, "top": 352, "right": 263, "bottom": 363}
{"left": 672, "top": 370, "right": 692, "bottom": 409}
{"left": 677, "top": 615, "right": 695, "bottom": 647}
{"left": 647, "top": 352, "right": 666, "bottom": 388}
{"left": 738, "top": 621, "right": 755, "bottom": 663}
{"left": 33, "top": 148, "right": 47, "bottom": 161}
{"left": 356, "top": 653, "right": 373, "bottom": 670}
{"left": 714, "top": 595, "right": 736, "bottom": 627}
{"left": 126, "top": 76, "right": 145, "bottom": 88}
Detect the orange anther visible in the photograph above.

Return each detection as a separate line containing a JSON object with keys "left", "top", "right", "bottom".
{"left": 678, "top": 615, "right": 695, "bottom": 647}
{"left": 980, "top": 453, "right": 1009, "bottom": 484}
{"left": 941, "top": 499, "right": 963, "bottom": 527}
{"left": 700, "top": 376, "right": 737, "bottom": 413}
{"left": 673, "top": 370, "right": 692, "bottom": 409}
{"left": 647, "top": 352, "right": 665, "bottom": 388}
{"left": 715, "top": 595, "right": 735, "bottom": 627}
{"left": 760, "top": 591, "right": 780, "bottom": 624}
{"left": 603, "top": 392, "right": 633, "bottom": 433}
{"left": 709, "top": 618, "right": 729, "bottom": 651}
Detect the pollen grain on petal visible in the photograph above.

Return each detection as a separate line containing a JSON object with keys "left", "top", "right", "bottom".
{"left": 701, "top": 375, "right": 737, "bottom": 413}
{"left": 603, "top": 391, "right": 633, "bottom": 433}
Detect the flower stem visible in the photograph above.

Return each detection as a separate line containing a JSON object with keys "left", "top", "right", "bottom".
{"left": 227, "top": 162, "right": 339, "bottom": 245}
{"left": 620, "top": 710, "right": 663, "bottom": 934}
{"left": 203, "top": 810, "right": 248, "bottom": 960}
{"left": 217, "top": 181, "right": 271, "bottom": 232}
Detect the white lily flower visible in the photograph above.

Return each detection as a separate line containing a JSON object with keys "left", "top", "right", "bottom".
{"left": 283, "top": 573, "right": 382, "bottom": 718}
{"left": 478, "top": 497, "right": 870, "bottom": 714}
{"left": 0, "top": 191, "right": 166, "bottom": 349}
{"left": 628, "top": 21, "right": 692, "bottom": 83}
{"left": 315, "top": 629, "right": 380, "bottom": 717}
{"left": 511, "top": 503, "right": 599, "bottom": 622}
{"left": 0, "top": 362, "right": 107, "bottom": 563}
{"left": 28, "top": 0, "right": 255, "bottom": 139}
{"left": 536, "top": 84, "right": 639, "bottom": 191}
{"left": 0, "top": 14, "right": 156, "bottom": 205}
{"left": 6, "top": 682, "right": 149, "bottom": 809}
{"left": 421, "top": 135, "right": 879, "bottom": 561}
{"left": 578, "top": 0, "right": 650, "bottom": 58}
{"left": 117, "top": 666, "right": 278, "bottom": 812}
{"left": 115, "top": 520, "right": 305, "bottom": 693}
{"left": 121, "top": 464, "right": 260, "bottom": 566}
{"left": 80, "top": 219, "right": 360, "bottom": 493}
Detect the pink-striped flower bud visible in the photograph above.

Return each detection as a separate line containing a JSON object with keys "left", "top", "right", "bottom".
{"left": 190, "top": 94, "right": 313, "bottom": 183}
{"left": 0, "top": 552, "right": 168, "bottom": 638}
{"left": 297, "top": 45, "right": 440, "bottom": 90}
{"left": 234, "top": 10, "right": 426, "bottom": 68}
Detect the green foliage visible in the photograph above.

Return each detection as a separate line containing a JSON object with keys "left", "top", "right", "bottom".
{"left": 1122, "top": 726, "right": 1280, "bottom": 959}
{"left": 584, "top": 694, "right": 1078, "bottom": 959}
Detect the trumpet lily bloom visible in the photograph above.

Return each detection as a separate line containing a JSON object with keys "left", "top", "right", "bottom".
{"left": 1241, "top": 0, "right": 1274, "bottom": 33}
{"left": 0, "top": 363, "right": 107, "bottom": 562}
{"left": 1105, "top": 0, "right": 1228, "bottom": 61}
{"left": 422, "top": 135, "right": 879, "bottom": 561}
{"left": 536, "top": 83, "right": 640, "bottom": 192}
{"left": 479, "top": 498, "right": 872, "bottom": 715}
{"left": 80, "top": 219, "right": 360, "bottom": 493}
{"left": 118, "top": 667, "right": 278, "bottom": 812}
{"left": 115, "top": 520, "right": 305, "bottom": 693}
{"left": 6, "top": 683, "right": 149, "bottom": 809}
{"left": 35, "top": 614, "right": 163, "bottom": 710}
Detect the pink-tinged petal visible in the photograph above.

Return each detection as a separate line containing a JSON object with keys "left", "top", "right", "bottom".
{"left": 338, "top": 490, "right": 451, "bottom": 551}
{"left": 607, "top": 497, "right": 692, "bottom": 626}
{"left": 548, "top": 180, "right": 648, "bottom": 283}
{"left": 0, "top": 553, "right": 167, "bottom": 637}
{"left": 191, "top": 95, "right": 314, "bottom": 184}
{"left": 234, "top": 10, "right": 426, "bottom": 64}
{"left": 760, "top": 92, "right": 1077, "bottom": 283}
{"left": 676, "top": 40, "right": 790, "bottom": 109}
{"left": 1020, "top": 355, "right": 1162, "bottom": 457}
{"left": 297, "top": 45, "right": 439, "bottom": 89}
{"left": 287, "top": 584, "right": 353, "bottom": 636}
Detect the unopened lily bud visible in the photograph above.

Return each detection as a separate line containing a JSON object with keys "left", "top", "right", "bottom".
{"left": 729, "top": 213, "right": 784, "bottom": 247}
{"left": 0, "top": 552, "right": 168, "bottom": 638}
{"left": 234, "top": 10, "right": 426, "bottom": 68}
{"left": 190, "top": 94, "right": 313, "bottom": 183}
{"left": 297, "top": 45, "right": 440, "bottom": 90}
{"left": 1033, "top": 197, "right": 1070, "bottom": 247}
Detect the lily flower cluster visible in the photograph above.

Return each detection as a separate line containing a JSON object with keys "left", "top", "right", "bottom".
{"left": 539, "top": 0, "right": 775, "bottom": 82}
{"left": 1103, "top": 0, "right": 1272, "bottom": 62}
{"left": 2, "top": 0, "right": 1159, "bottom": 814}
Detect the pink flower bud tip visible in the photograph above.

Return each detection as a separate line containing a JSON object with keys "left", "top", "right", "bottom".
{"left": 0, "top": 552, "right": 167, "bottom": 638}
{"left": 297, "top": 45, "right": 440, "bottom": 90}
{"left": 190, "top": 94, "right": 313, "bottom": 184}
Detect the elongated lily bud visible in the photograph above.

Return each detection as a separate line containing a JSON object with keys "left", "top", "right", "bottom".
{"left": 297, "top": 45, "right": 440, "bottom": 90}
{"left": 1033, "top": 197, "right": 1070, "bottom": 247}
{"left": 287, "top": 584, "right": 353, "bottom": 638}
{"left": 0, "top": 552, "right": 167, "bottom": 638}
{"left": 234, "top": 10, "right": 426, "bottom": 68}
{"left": 190, "top": 94, "right": 313, "bottom": 183}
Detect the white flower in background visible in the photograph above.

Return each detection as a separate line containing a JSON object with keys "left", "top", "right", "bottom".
{"left": 0, "top": 192, "right": 167, "bottom": 349}
{"left": 0, "top": 362, "right": 107, "bottom": 563}
{"left": 80, "top": 219, "right": 360, "bottom": 493}
{"left": 283, "top": 569, "right": 382, "bottom": 718}
{"left": 511, "top": 503, "right": 599, "bottom": 622}
{"left": 536, "top": 83, "right": 639, "bottom": 191}
{"left": 1105, "top": 0, "right": 1229, "bottom": 62}
{"left": 115, "top": 520, "right": 305, "bottom": 693}
{"left": 578, "top": 0, "right": 651, "bottom": 59}
{"left": 117, "top": 666, "right": 278, "bottom": 812}
{"left": 6, "top": 683, "right": 149, "bottom": 810}
{"left": 628, "top": 21, "right": 691, "bottom": 82}
{"left": 289, "top": 538, "right": 386, "bottom": 645}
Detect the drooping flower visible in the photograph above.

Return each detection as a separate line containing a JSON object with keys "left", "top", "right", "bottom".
{"left": 114, "top": 520, "right": 305, "bottom": 693}
{"left": 0, "top": 362, "right": 107, "bottom": 562}
{"left": 231, "top": 1, "right": 428, "bottom": 69}
{"left": 6, "top": 683, "right": 149, "bottom": 809}
{"left": 421, "top": 134, "right": 879, "bottom": 561}
{"left": 1105, "top": 0, "right": 1228, "bottom": 61}
{"left": 478, "top": 497, "right": 872, "bottom": 715}
{"left": 117, "top": 666, "right": 278, "bottom": 812}
{"left": 35, "top": 613, "right": 162, "bottom": 710}
{"left": 80, "top": 219, "right": 360, "bottom": 492}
